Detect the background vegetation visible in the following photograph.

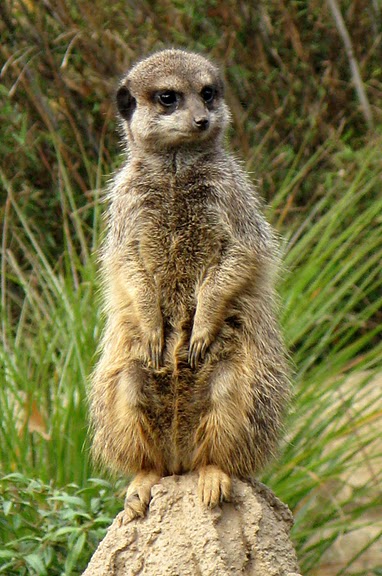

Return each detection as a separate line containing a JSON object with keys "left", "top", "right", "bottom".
{"left": 1, "top": 1, "right": 382, "bottom": 574}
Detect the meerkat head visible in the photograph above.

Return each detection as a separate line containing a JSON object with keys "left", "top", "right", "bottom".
{"left": 116, "top": 49, "right": 230, "bottom": 152}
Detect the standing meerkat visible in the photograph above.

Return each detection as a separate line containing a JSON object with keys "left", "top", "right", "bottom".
{"left": 90, "top": 49, "right": 290, "bottom": 523}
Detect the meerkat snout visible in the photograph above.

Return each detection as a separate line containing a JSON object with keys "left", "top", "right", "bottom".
{"left": 188, "top": 94, "right": 211, "bottom": 131}
{"left": 193, "top": 116, "right": 210, "bottom": 131}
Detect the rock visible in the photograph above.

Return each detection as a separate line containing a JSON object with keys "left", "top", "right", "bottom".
{"left": 82, "top": 474, "right": 302, "bottom": 576}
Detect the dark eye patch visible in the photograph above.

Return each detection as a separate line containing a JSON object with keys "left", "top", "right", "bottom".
{"left": 201, "top": 85, "right": 215, "bottom": 104}
{"left": 155, "top": 90, "right": 181, "bottom": 107}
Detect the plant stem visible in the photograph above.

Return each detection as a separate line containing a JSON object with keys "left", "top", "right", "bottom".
{"left": 326, "top": 0, "right": 374, "bottom": 129}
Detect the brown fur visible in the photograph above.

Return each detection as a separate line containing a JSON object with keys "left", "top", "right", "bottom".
{"left": 89, "top": 49, "right": 290, "bottom": 521}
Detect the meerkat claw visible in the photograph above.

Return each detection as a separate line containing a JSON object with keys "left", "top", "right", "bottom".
{"left": 188, "top": 339, "right": 209, "bottom": 368}
{"left": 149, "top": 344, "right": 161, "bottom": 370}
{"left": 146, "top": 331, "right": 163, "bottom": 370}
{"left": 122, "top": 471, "right": 161, "bottom": 524}
{"left": 198, "top": 465, "right": 231, "bottom": 509}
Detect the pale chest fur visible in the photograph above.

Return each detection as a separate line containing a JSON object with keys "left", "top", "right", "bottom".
{"left": 111, "top": 169, "right": 228, "bottom": 316}
{"left": 147, "top": 190, "right": 220, "bottom": 269}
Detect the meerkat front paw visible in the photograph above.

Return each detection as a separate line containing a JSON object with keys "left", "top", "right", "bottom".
{"left": 123, "top": 471, "right": 161, "bottom": 524}
{"left": 188, "top": 326, "right": 212, "bottom": 368}
{"left": 198, "top": 465, "right": 231, "bottom": 508}
{"left": 143, "top": 327, "right": 163, "bottom": 370}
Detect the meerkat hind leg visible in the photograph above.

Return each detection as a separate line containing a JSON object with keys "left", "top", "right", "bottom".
{"left": 198, "top": 465, "right": 231, "bottom": 508}
{"left": 123, "top": 470, "right": 161, "bottom": 524}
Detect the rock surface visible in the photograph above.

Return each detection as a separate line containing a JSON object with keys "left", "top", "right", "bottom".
{"left": 82, "top": 474, "right": 302, "bottom": 576}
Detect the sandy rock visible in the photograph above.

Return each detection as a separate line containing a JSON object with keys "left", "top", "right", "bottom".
{"left": 82, "top": 474, "right": 301, "bottom": 576}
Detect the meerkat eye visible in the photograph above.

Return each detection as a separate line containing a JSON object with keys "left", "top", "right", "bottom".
{"left": 156, "top": 91, "right": 180, "bottom": 107}
{"left": 201, "top": 86, "right": 215, "bottom": 104}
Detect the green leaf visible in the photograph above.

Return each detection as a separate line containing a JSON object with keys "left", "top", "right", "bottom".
{"left": 64, "top": 532, "right": 87, "bottom": 574}
{"left": 25, "top": 553, "right": 47, "bottom": 575}
{"left": 2, "top": 501, "right": 12, "bottom": 516}
{"left": 0, "top": 550, "right": 15, "bottom": 559}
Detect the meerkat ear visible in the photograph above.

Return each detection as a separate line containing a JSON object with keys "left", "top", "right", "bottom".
{"left": 116, "top": 85, "right": 136, "bottom": 121}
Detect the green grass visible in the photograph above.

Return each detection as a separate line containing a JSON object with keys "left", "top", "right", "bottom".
{"left": 265, "top": 141, "right": 382, "bottom": 573}
{"left": 1, "top": 176, "right": 100, "bottom": 487}
{"left": 1, "top": 133, "right": 382, "bottom": 574}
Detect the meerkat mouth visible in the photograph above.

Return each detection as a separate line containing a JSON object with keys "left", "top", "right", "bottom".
{"left": 167, "top": 126, "right": 212, "bottom": 140}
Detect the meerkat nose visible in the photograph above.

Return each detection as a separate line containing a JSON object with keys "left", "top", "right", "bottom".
{"left": 193, "top": 117, "right": 210, "bottom": 131}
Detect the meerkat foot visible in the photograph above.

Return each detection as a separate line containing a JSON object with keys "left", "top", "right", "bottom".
{"left": 198, "top": 465, "right": 231, "bottom": 508}
{"left": 123, "top": 471, "right": 161, "bottom": 524}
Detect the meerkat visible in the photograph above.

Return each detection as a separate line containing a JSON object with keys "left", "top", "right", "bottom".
{"left": 89, "top": 49, "right": 290, "bottom": 523}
